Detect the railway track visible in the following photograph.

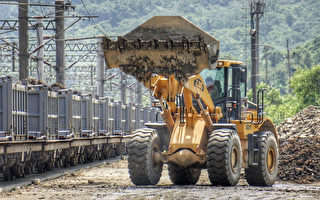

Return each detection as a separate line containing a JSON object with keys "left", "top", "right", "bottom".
{"left": 0, "top": 156, "right": 123, "bottom": 192}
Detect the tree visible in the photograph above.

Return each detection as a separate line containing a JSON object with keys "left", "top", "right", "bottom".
{"left": 290, "top": 65, "right": 320, "bottom": 109}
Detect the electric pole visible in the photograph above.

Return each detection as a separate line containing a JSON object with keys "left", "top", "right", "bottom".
{"left": 265, "top": 58, "right": 268, "bottom": 84}
{"left": 136, "top": 81, "right": 142, "bottom": 105}
{"left": 36, "top": 17, "right": 44, "bottom": 82}
{"left": 97, "top": 37, "right": 105, "bottom": 96}
{"left": 12, "top": 42, "right": 16, "bottom": 72}
{"left": 286, "top": 39, "right": 291, "bottom": 79}
{"left": 120, "top": 71, "right": 127, "bottom": 104}
{"left": 18, "top": 0, "right": 29, "bottom": 81}
{"left": 250, "top": 0, "right": 265, "bottom": 103}
{"left": 55, "top": 0, "right": 66, "bottom": 85}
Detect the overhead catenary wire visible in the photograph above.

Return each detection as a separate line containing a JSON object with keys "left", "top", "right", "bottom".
{"left": 30, "top": 17, "right": 82, "bottom": 55}
{"left": 0, "top": 2, "right": 75, "bottom": 8}
{"left": 38, "top": 0, "right": 45, "bottom": 16}
{"left": 0, "top": 0, "right": 141, "bottom": 101}
{"left": 80, "top": 0, "right": 109, "bottom": 37}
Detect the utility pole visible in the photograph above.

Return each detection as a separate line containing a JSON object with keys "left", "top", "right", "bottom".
{"left": 136, "top": 81, "right": 142, "bottom": 104}
{"left": 286, "top": 39, "right": 291, "bottom": 80}
{"left": 18, "top": 0, "right": 29, "bottom": 81}
{"left": 242, "top": 0, "right": 250, "bottom": 67}
{"left": 250, "top": 0, "right": 265, "bottom": 103}
{"left": 55, "top": 0, "right": 66, "bottom": 85}
{"left": 12, "top": 42, "right": 16, "bottom": 72}
{"left": 120, "top": 71, "right": 127, "bottom": 104}
{"left": 96, "top": 37, "right": 105, "bottom": 96}
{"left": 130, "top": 84, "right": 135, "bottom": 104}
{"left": 265, "top": 58, "right": 268, "bottom": 84}
{"left": 90, "top": 64, "right": 94, "bottom": 86}
{"left": 262, "top": 45, "right": 272, "bottom": 85}
{"left": 36, "top": 17, "right": 44, "bottom": 82}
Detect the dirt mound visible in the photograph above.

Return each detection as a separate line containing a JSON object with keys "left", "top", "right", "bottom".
{"left": 278, "top": 105, "right": 320, "bottom": 139}
{"left": 277, "top": 105, "right": 320, "bottom": 183}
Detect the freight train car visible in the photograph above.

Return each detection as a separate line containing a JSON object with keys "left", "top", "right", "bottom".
{"left": 0, "top": 76, "right": 161, "bottom": 181}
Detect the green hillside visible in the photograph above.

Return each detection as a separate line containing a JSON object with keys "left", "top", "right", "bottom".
{"left": 72, "top": 0, "right": 320, "bottom": 60}
{"left": 1, "top": 0, "right": 319, "bottom": 62}
{"left": 1, "top": 0, "right": 319, "bottom": 121}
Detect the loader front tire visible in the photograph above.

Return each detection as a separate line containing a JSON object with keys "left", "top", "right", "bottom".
{"left": 207, "top": 129, "right": 242, "bottom": 186}
{"left": 168, "top": 162, "right": 201, "bottom": 185}
{"left": 245, "top": 131, "right": 278, "bottom": 186}
{"left": 128, "top": 128, "right": 163, "bottom": 185}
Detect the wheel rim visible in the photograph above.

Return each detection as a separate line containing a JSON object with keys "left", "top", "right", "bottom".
{"left": 267, "top": 147, "right": 276, "bottom": 173}
{"left": 230, "top": 146, "right": 239, "bottom": 173}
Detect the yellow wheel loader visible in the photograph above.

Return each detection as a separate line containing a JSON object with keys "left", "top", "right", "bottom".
{"left": 102, "top": 16, "right": 279, "bottom": 186}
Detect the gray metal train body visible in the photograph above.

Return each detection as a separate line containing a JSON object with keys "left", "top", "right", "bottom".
{"left": 0, "top": 76, "right": 162, "bottom": 181}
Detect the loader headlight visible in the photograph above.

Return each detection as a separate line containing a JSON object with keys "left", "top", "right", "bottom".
{"left": 217, "top": 61, "right": 224, "bottom": 67}
{"left": 226, "top": 102, "right": 232, "bottom": 108}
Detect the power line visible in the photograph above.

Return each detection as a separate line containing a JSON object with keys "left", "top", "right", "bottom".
{"left": 0, "top": 2, "right": 75, "bottom": 8}
{"left": 80, "top": 0, "right": 108, "bottom": 37}
{"left": 38, "top": 0, "right": 45, "bottom": 16}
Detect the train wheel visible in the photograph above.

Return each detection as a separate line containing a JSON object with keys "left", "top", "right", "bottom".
{"left": 38, "top": 162, "right": 46, "bottom": 173}
{"left": 24, "top": 163, "right": 32, "bottom": 175}
{"left": 70, "top": 157, "right": 77, "bottom": 166}
{"left": 3, "top": 167, "right": 14, "bottom": 181}
{"left": 45, "top": 161, "right": 54, "bottom": 171}
{"left": 13, "top": 164, "right": 25, "bottom": 178}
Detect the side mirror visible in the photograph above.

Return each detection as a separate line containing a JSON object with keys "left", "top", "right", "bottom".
{"left": 241, "top": 67, "right": 247, "bottom": 83}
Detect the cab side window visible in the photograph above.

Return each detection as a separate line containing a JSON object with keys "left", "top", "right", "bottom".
{"left": 204, "top": 68, "right": 225, "bottom": 100}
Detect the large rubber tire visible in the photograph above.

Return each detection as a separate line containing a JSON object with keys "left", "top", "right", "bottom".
{"left": 168, "top": 162, "right": 201, "bottom": 185}
{"left": 245, "top": 131, "right": 279, "bottom": 186}
{"left": 207, "top": 129, "right": 242, "bottom": 186}
{"left": 128, "top": 128, "right": 163, "bottom": 185}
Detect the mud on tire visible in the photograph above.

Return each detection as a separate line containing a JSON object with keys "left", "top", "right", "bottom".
{"left": 168, "top": 162, "right": 201, "bottom": 185}
{"left": 245, "top": 131, "right": 279, "bottom": 186}
{"left": 128, "top": 128, "right": 163, "bottom": 185}
{"left": 207, "top": 129, "right": 242, "bottom": 186}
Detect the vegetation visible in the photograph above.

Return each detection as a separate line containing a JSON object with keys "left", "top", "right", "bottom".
{"left": 257, "top": 36, "right": 320, "bottom": 124}
{"left": 73, "top": 0, "right": 320, "bottom": 123}
{"left": 0, "top": 0, "right": 319, "bottom": 123}
{"left": 70, "top": 0, "right": 320, "bottom": 58}
{"left": 290, "top": 65, "right": 320, "bottom": 108}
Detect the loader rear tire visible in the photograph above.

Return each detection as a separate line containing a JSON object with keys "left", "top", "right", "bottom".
{"left": 245, "top": 131, "right": 278, "bottom": 186}
{"left": 128, "top": 128, "right": 163, "bottom": 185}
{"left": 168, "top": 162, "right": 201, "bottom": 185}
{"left": 207, "top": 129, "right": 242, "bottom": 186}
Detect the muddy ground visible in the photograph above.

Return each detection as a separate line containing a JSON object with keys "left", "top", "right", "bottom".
{"left": 0, "top": 159, "right": 319, "bottom": 200}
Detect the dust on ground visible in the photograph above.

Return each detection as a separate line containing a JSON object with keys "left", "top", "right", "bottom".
{"left": 0, "top": 159, "right": 319, "bottom": 200}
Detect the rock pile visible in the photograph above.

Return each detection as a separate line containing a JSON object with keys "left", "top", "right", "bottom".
{"left": 277, "top": 105, "right": 320, "bottom": 183}
{"left": 278, "top": 105, "right": 320, "bottom": 140}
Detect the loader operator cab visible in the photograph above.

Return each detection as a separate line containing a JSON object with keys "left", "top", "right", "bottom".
{"left": 200, "top": 60, "right": 247, "bottom": 122}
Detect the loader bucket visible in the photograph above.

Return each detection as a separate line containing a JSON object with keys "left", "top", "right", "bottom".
{"left": 102, "top": 16, "right": 220, "bottom": 81}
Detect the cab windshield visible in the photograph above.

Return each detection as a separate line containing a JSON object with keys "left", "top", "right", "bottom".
{"left": 200, "top": 68, "right": 225, "bottom": 100}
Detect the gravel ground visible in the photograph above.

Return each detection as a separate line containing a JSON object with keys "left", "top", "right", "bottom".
{"left": 0, "top": 159, "right": 319, "bottom": 200}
